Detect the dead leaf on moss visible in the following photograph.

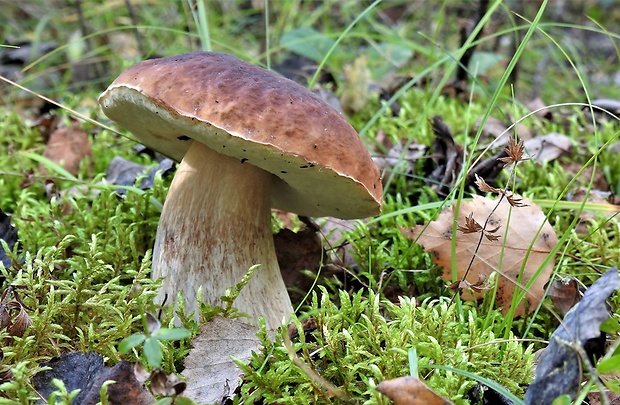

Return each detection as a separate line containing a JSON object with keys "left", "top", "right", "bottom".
{"left": 32, "top": 352, "right": 153, "bottom": 405}
{"left": 0, "top": 286, "right": 32, "bottom": 339}
{"left": 523, "top": 132, "right": 573, "bottom": 163}
{"left": 402, "top": 194, "right": 556, "bottom": 315}
{"left": 146, "top": 367, "right": 186, "bottom": 397}
{"left": 105, "top": 156, "right": 174, "bottom": 195}
{"left": 372, "top": 138, "right": 426, "bottom": 181}
{"left": 472, "top": 116, "right": 533, "bottom": 150}
{"left": 319, "top": 217, "right": 362, "bottom": 269}
{"left": 376, "top": 376, "right": 453, "bottom": 405}
{"left": 41, "top": 124, "right": 92, "bottom": 176}
{"left": 182, "top": 316, "right": 261, "bottom": 404}
{"left": 526, "top": 97, "right": 554, "bottom": 120}
{"left": 546, "top": 277, "right": 582, "bottom": 316}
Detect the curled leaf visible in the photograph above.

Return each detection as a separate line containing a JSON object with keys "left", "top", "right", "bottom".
{"left": 149, "top": 369, "right": 186, "bottom": 397}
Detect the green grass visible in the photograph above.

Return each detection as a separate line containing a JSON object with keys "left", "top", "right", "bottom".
{"left": 1, "top": 0, "right": 619, "bottom": 403}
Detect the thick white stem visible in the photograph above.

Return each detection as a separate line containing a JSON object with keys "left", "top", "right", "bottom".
{"left": 152, "top": 141, "right": 293, "bottom": 330}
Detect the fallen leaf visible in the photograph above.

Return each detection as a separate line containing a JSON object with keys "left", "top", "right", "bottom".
{"left": 402, "top": 194, "right": 556, "bottom": 315}
{"left": 546, "top": 277, "right": 582, "bottom": 316}
{"left": 473, "top": 116, "right": 533, "bottom": 150}
{"left": 319, "top": 217, "right": 362, "bottom": 269}
{"left": 523, "top": 133, "right": 573, "bottom": 163}
{"left": 525, "top": 267, "right": 620, "bottom": 405}
{"left": 41, "top": 125, "right": 92, "bottom": 176}
{"left": 526, "top": 97, "right": 554, "bottom": 120}
{"left": 148, "top": 368, "right": 186, "bottom": 397}
{"left": 32, "top": 352, "right": 153, "bottom": 405}
{"left": 584, "top": 98, "right": 620, "bottom": 122}
{"left": 372, "top": 139, "right": 426, "bottom": 181}
{"left": 0, "top": 286, "right": 33, "bottom": 339}
{"left": 182, "top": 316, "right": 261, "bottom": 404}
{"left": 105, "top": 156, "right": 174, "bottom": 194}
{"left": 376, "top": 376, "right": 454, "bottom": 405}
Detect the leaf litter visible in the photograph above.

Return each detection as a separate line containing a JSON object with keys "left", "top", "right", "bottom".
{"left": 402, "top": 193, "right": 557, "bottom": 315}
{"left": 182, "top": 316, "right": 261, "bottom": 404}
{"left": 32, "top": 351, "right": 154, "bottom": 405}
{"left": 40, "top": 123, "right": 92, "bottom": 176}
{"left": 376, "top": 376, "right": 454, "bottom": 405}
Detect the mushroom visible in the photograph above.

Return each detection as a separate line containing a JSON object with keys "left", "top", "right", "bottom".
{"left": 98, "top": 52, "right": 382, "bottom": 330}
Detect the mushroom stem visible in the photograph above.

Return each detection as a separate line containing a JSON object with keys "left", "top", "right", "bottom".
{"left": 152, "top": 141, "right": 294, "bottom": 330}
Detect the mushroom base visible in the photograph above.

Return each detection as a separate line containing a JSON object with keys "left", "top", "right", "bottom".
{"left": 152, "top": 141, "right": 294, "bottom": 329}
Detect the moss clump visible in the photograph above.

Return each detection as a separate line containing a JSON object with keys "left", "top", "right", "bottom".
{"left": 238, "top": 289, "right": 534, "bottom": 404}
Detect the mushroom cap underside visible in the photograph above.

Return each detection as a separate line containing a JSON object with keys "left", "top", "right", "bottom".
{"left": 99, "top": 51, "right": 382, "bottom": 219}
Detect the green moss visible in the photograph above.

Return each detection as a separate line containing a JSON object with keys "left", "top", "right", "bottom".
{"left": 238, "top": 290, "right": 534, "bottom": 404}
{"left": 0, "top": 109, "right": 188, "bottom": 396}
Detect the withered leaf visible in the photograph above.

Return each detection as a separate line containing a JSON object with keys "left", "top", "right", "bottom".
{"left": 376, "top": 376, "right": 454, "bottom": 405}
{"left": 182, "top": 316, "right": 261, "bottom": 404}
{"left": 0, "top": 286, "right": 32, "bottom": 339}
{"left": 32, "top": 352, "right": 153, "bottom": 405}
{"left": 105, "top": 156, "right": 174, "bottom": 195}
{"left": 41, "top": 125, "right": 92, "bottom": 176}
{"left": 148, "top": 368, "right": 186, "bottom": 397}
{"left": 402, "top": 195, "right": 556, "bottom": 315}
{"left": 523, "top": 133, "right": 573, "bottom": 163}
{"left": 546, "top": 277, "right": 582, "bottom": 316}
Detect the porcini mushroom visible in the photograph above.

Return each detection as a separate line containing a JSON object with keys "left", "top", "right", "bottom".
{"left": 99, "top": 52, "right": 382, "bottom": 330}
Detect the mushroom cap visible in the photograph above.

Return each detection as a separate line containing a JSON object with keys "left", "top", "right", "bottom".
{"left": 98, "top": 52, "right": 382, "bottom": 219}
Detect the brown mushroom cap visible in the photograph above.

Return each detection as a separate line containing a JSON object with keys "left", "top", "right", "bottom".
{"left": 98, "top": 52, "right": 382, "bottom": 219}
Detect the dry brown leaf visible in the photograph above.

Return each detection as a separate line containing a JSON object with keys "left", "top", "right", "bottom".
{"left": 182, "top": 316, "right": 261, "bottom": 404}
{"left": 402, "top": 195, "right": 556, "bottom": 315}
{"left": 546, "top": 277, "right": 582, "bottom": 316}
{"left": 472, "top": 116, "right": 533, "bottom": 150}
{"left": 148, "top": 368, "right": 186, "bottom": 397}
{"left": 32, "top": 352, "right": 153, "bottom": 405}
{"left": 0, "top": 287, "right": 33, "bottom": 340}
{"left": 526, "top": 97, "right": 554, "bottom": 120}
{"left": 41, "top": 124, "right": 92, "bottom": 175}
{"left": 376, "top": 376, "right": 454, "bottom": 405}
